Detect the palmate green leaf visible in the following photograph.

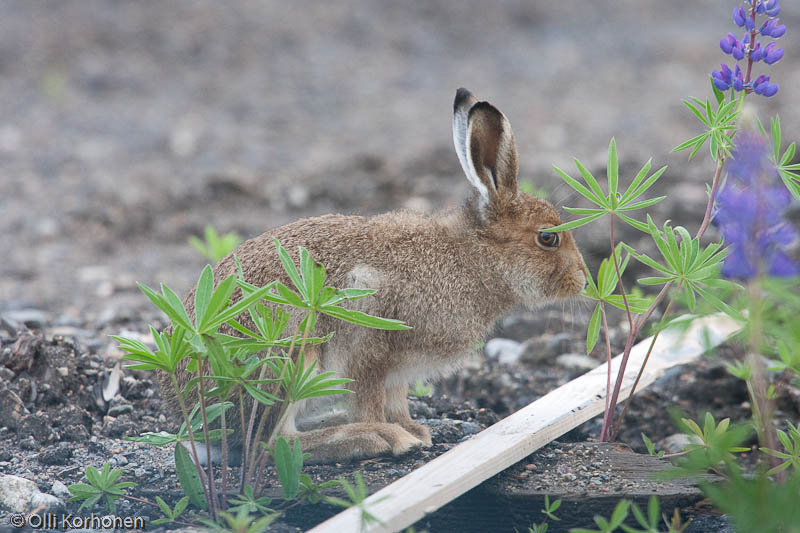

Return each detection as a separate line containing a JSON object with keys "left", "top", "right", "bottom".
{"left": 197, "top": 274, "right": 236, "bottom": 332}
{"left": 138, "top": 282, "right": 195, "bottom": 332}
{"left": 772, "top": 115, "right": 782, "bottom": 162}
{"left": 673, "top": 132, "right": 709, "bottom": 154}
{"left": 321, "top": 305, "right": 410, "bottom": 330}
{"left": 621, "top": 164, "right": 667, "bottom": 205}
{"left": 274, "top": 238, "right": 306, "bottom": 299}
{"left": 574, "top": 158, "right": 607, "bottom": 203}
{"left": 586, "top": 303, "right": 602, "bottom": 354}
{"left": 562, "top": 206, "right": 605, "bottom": 216}
{"left": 174, "top": 443, "right": 206, "bottom": 510}
{"left": 203, "top": 281, "right": 277, "bottom": 332}
{"left": 124, "top": 431, "right": 179, "bottom": 446}
{"left": 780, "top": 141, "right": 795, "bottom": 166}
{"left": 194, "top": 265, "right": 214, "bottom": 329}
{"left": 604, "top": 295, "right": 652, "bottom": 314}
{"left": 616, "top": 213, "right": 650, "bottom": 233}
{"left": 618, "top": 196, "right": 666, "bottom": 211}
{"left": 553, "top": 164, "right": 606, "bottom": 206}
{"left": 607, "top": 138, "right": 619, "bottom": 202}
{"left": 683, "top": 100, "right": 711, "bottom": 127}
{"left": 273, "top": 436, "right": 304, "bottom": 500}
{"left": 546, "top": 212, "right": 605, "bottom": 233}
{"left": 275, "top": 282, "right": 307, "bottom": 308}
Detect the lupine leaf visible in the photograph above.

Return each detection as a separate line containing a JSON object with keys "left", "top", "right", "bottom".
{"left": 553, "top": 165, "right": 606, "bottom": 206}
{"left": 586, "top": 304, "right": 602, "bottom": 354}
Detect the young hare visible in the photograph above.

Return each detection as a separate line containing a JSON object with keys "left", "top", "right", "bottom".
{"left": 165, "top": 88, "right": 586, "bottom": 463}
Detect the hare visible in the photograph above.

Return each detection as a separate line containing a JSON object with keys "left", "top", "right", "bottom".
{"left": 162, "top": 88, "right": 586, "bottom": 464}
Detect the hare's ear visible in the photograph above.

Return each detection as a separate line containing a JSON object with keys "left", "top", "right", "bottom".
{"left": 452, "top": 88, "right": 518, "bottom": 211}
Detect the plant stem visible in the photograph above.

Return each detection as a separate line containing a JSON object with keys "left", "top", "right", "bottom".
{"left": 610, "top": 215, "right": 634, "bottom": 330}
{"left": 170, "top": 373, "right": 212, "bottom": 509}
{"left": 612, "top": 297, "right": 676, "bottom": 438}
{"left": 194, "top": 352, "right": 219, "bottom": 518}
{"left": 601, "top": 304, "right": 613, "bottom": 414}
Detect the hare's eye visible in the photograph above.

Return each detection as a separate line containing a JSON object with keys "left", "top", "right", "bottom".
{"left": 537, "top": 231, "right": 559, "bottom": 248}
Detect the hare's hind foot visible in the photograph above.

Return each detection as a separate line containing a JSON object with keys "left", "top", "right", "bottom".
{"left": 290, "top": 422, "right": 425, "bottom": 463}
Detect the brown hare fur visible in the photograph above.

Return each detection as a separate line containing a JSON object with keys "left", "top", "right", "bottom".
{"left": 160, "top": 88, "right": 586, "bottom": 464}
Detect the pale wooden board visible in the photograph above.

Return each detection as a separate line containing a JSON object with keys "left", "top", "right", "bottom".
{"left": 308, "top": 313, "right": 741, "bottom": 533}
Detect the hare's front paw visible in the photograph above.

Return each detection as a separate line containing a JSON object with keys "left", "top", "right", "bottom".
{"left": 373, "top": 423, "right": 426, "bottom": 456}
{"left": 397, "top": 421, "right": 432, "bottom": 447}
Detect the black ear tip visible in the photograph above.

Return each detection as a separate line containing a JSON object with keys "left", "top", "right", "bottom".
{"left": 454, "top": 87, "right": 474, "bottom": 110}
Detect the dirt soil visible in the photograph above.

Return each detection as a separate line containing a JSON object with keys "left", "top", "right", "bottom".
{"left": 2, "top": 1, "right": 800, "bottom": 532}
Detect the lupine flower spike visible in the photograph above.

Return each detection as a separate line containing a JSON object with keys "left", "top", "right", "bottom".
{"left": 715, "top": 133, "right": 800, "bottom": 278}
{"left": 716, "top": 0, "right": 784, "bottom": 97}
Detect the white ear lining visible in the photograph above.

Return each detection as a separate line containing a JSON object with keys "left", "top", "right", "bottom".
{"left": 453, "top": 106, "right": 490, "bottom": 207}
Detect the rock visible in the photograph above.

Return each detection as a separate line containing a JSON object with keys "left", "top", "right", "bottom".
{"left": 111, "top": 453, "right": 128, "bottom": 467}
{"left": 408, "top": 399, "right": 435, "bottom": 419}
{"left": 18, "top": 415, "right": 52, "bottom": 443}
{"left": 30, "top": 492, "right": 63, "bottom": 513}
{"left": 556, "top": 353, "right": 599, "bottom": 372}
{"left": 659, "top": 433, "right": 703, "bottom": 454}
{"left": 2, "top": 309, "right": 49, "bottom": 329}
{"left": 20, "top": 436, "right": 40, "bottom": 450}
{"left": 461, "top": 421, "right": 481, "bottom": 435}
{"left": 51, "top": 481, "right": 70, "bottom": 500}
{"left": 107, "top": 401, "right": 133, "bottom": 417}
{"left": 548, "top": 332, "right": 573, "bottom": 355}
{"left": 519, "top": 336, "right": 553, "bottom": 364}
{"left": 38, "top": 444, "right": 73, "bottom": 466}
{"left": 0, "top": 475, "right": 39, "bottom": 513}
{"left": 0, "top": 381, "right": 29, "bottom": 429}
{"left": 485, "top": 338, "right": 523, "bottom": 365}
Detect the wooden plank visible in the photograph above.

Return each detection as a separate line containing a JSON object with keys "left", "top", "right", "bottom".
{"left": 308, "top": 313, "right": 741, "bottom": 533}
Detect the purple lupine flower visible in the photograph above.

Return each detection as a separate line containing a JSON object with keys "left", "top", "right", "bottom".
{"left": 714, "top": 132, "right": 800, "bottom": 279}
{"left": 734, "top": 5, "right": 747, "bottom": 26}
{"left": 720, "top": 33, "right": 736, "bottom": 54}
{"left": 712, "top": 1, "right": 784, "bottom": 97}
{"left": 763, "top": 42, "right": 784, "bottom": 64}
{"left": 712, "top": 63, "right": 734, "bottom": 90}
{"left": 733, "top": 65, "right": 745, "bottom": 90}
{"left": 751, "top": 41, "right": 764, "bottom": 62}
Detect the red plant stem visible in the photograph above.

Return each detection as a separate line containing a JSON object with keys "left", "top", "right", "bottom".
{"left": 612, "top": 298, "right": 675, "bottom": 437}
{"left": 744, "top": 4, "right": 757, "bottom": 87}
{"left": 601, "top": 304, "right": 613, "bottom": 414}
{"left": 600, "top": 154, "right": 727, "bottom": 442}
{"left": 195, "top": 355, "right": 219, "bottom": 518}
{"left": 610, "top": 215, "right": 634, "bottom": 330}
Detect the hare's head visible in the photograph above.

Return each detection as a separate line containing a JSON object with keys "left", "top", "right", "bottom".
{"left": 452, "top": 88, "right": 586, "bottom": 306}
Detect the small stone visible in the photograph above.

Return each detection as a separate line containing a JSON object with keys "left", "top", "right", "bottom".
{"left": 30, "top": 492, "right": 63, "bottom": 513}
{"left": 287, "top": 184, "right": 310, "bottom": 208}
{"left": 548, "top": 332, "right": 573, "bottom": 355}
{"left": 461, "top": 422, "right": 480, "bottom": 436}
{"left": 51, "top": 481, "right": 70, "bottom": 500}
{"left": 110, "top": 454, "right": 128, "bottom": 467}
{"left": 484, "top": 338, "right": 523, "bottom": 365}
{"left": 56, "top": 366, "right": 69, "bottom": 377}
{"left": 525, "top": 463, "right": 537, "bottom": 471}
{"left": 107, "top": 402, "right": 133, "bottom": 417}
{"left": 556, "top": 353, "right": 599, "bottom": 371}
{"left": 2, "top": 309, "right": 49, "bottom": 329}
{"left": 0, "top": 474, "right": 39, "bottom": 513}
{"left": 38, "top": 444, "right": 73, "bottom": 466}
{"left": 519, "top": 336, "right": 552, "bottom": 364}
{"left": 659, "top": 433, "right": 703, "bottom": 454}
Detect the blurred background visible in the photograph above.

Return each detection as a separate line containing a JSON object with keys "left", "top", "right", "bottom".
{"left": 1, "top": 0, "right": 798, "bottom": 321}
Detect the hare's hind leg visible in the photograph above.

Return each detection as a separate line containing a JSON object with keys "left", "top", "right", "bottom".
{"left": 385, "top": 383, "right": 432, "bottom": 446}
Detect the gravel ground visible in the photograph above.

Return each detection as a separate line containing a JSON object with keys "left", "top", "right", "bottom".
{"left": 2, "top": 1, "right": 800, "bottom": 531}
